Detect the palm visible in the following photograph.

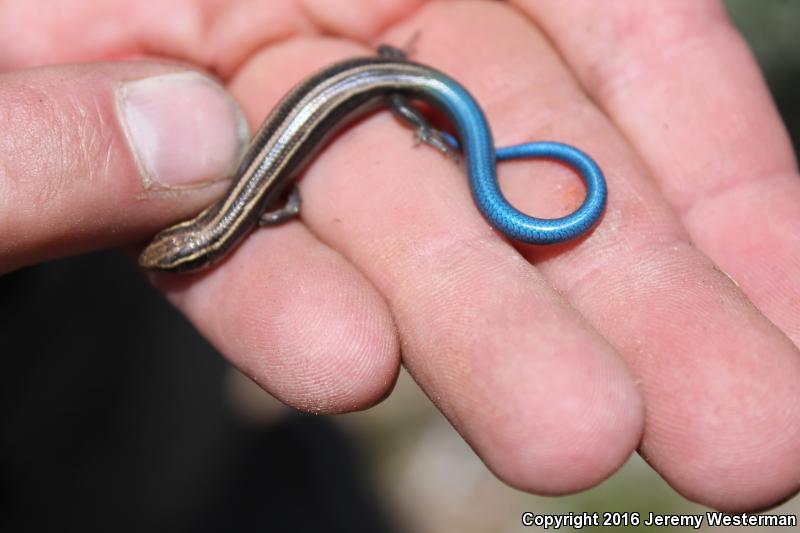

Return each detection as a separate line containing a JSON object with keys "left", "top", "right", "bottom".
{"left": 4, "top": 0, "right": 799, "bottom": 512}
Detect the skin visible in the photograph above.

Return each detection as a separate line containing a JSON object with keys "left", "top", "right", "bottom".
{"left": 1, "top": 0, "right": 798, "bottom": 513}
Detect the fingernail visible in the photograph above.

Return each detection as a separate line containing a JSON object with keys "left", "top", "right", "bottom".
{"left": 116, "top": 71, "right": 249, "bottom": 189}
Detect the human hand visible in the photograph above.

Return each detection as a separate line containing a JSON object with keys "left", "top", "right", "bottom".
{"left": 2, "top": 0, "right": 798, "bottom": 513}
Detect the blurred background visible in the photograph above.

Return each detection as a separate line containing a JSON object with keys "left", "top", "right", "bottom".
{"left": 2, "top": 1, "right": 798, "bottom": 532}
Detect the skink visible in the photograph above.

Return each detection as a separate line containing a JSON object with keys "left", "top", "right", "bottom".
{"left": 139, "top": 46, "right": 606, "bottom": 272}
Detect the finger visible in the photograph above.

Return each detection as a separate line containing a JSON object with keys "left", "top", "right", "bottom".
{"left": 0, "top": 0, "right": 424, "bottom": 76}
{"left": 403, "top": 2, "right": 800, "bottom": 511}
{"left": 0, "top": 61, "right": 247, "bottom": 273}
{"left": 151, "top": 221, "right": 401, "bottom": 415}
{"left": 300, "top": 0, "right": 425, "bottom": 40}
{"left": 230, "top": 37, "right": 644, "bottom": 493}
{"left": 514, "top": 0, "right": 800, "bottom": 344}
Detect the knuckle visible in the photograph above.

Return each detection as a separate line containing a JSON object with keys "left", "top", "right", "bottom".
{"left": 616, "top": 0, "right": 733, "bottom": 50}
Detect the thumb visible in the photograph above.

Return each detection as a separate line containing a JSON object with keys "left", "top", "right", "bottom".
{"left": 0, "top": 61, "right": 249, "bottom": 273}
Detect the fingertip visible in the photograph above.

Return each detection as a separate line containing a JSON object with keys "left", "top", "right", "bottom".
{"left": 246, "top": 264, "right": 402, "bottom": 414}
{"left": 481, "top": 350, "right": 644, "bottom": 495}
{"left": 158, "top": 225, "right": 402, "bottom": 415}
{"left": 642, "top": 371, "right": 800, "bottom": 512}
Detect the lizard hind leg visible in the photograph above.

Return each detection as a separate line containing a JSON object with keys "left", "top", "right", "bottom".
{"left": 259, "top": 185, "right": 301, "bottom": 226}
